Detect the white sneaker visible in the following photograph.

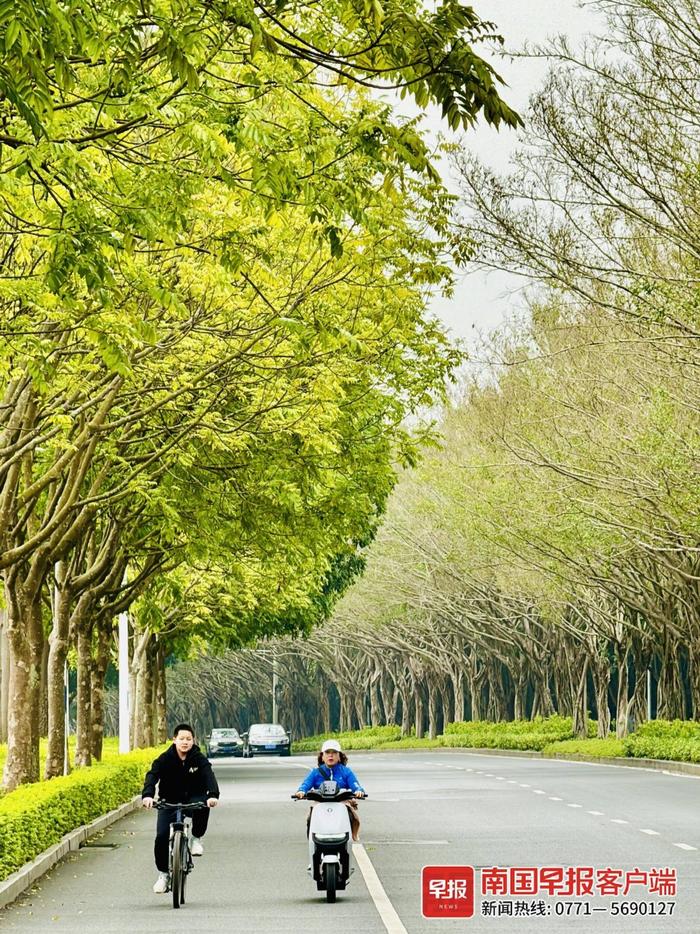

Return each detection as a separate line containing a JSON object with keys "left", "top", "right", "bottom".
{"left": 191, "top": 838, "right": 204, "bottom": 857}
{"left": 153, "top": 872, "right": 169, "bottom": 894}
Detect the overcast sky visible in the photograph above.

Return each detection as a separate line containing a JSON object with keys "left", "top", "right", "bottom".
{"left": 414, "top": 0, "right": 604, "bottom": 346}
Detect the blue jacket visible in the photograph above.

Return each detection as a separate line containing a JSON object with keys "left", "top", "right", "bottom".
{"left": 297, "top": 763, "right": 365, "bottom": 794}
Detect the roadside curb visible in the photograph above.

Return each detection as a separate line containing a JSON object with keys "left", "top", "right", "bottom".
{"left": 0, "top": 794, "right": 142, "bottom": 911}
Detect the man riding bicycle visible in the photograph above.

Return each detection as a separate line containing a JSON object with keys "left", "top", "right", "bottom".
{"left": 142, "top": 723, "right": 220, "bottom": 893}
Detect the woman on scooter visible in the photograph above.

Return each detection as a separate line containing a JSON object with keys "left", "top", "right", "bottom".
{"left": 294, "top": 739, "right": 366, "bottom": 841}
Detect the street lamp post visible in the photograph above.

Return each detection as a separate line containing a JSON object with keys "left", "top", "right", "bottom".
{"left": 272, "top": 650, "right": 278, "bottom": 723}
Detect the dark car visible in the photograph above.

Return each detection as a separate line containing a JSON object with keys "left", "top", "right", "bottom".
{"left": 242, "top": 723, "right": 291, "bottom": 757}
{"left": 206, "top": 727, "right": 244, "bottom": 758}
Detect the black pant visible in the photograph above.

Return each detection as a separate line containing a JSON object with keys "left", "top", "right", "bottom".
{"left": 154, "top": 802, "right": 210, "bottom": 872}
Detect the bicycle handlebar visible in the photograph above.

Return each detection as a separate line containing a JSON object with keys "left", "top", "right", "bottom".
{"left": 153, "top": 800, "right": 210, "bottom": 810}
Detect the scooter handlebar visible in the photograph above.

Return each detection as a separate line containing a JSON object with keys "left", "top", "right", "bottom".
{"left": 289, "top": 791, "right": 369, "bottom": 801}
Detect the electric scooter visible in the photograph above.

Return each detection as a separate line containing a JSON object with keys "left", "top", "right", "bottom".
{"left": 292, "top": 780, "right": 366, "bottom": 902}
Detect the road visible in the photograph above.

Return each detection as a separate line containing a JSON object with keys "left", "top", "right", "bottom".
{"left": 0, "top": 750, "right": 697, "bottom": 933}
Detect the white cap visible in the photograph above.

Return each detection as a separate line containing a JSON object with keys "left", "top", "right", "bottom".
{"left": 321, "top": 739, "right": 342, "bottom": 753}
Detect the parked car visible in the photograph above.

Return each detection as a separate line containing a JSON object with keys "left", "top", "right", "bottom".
{"left": 206, "top": 727, "right": 244, "bottom": 758}
{"left": 242, "top": 723, "right": 291, "bottom": 757}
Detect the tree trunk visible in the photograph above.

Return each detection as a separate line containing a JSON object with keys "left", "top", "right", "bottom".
{"left": 337, "top": 686, "right": 351, "bottom": 732}
{"left": 75, "top": 627, "right": 93, "bottom": 767}
{"left": 2, "top": 574, "right": 44, "bottom": 789}
{"left": 369, "top": 675, "right": 382, "bottom": 727}
{"left": 45, "top": 561, "right": 72, "bottom": 779}
{"left": 380, "top": 672, "right": 399, "bottom": 725}
{"left": 573, "top": 656, "right": 588, "bottom": 739}
{"left": 427, "top": 679, "right": 439, "bottom": 740}
{"left": 414, "top": 688, "right": 424, "bottom": 739}
{"left": 0, "top": 610, "right": 9, "bottom": 744}
{"left": 615, "top": 643, "right": 631, "bottom": 739}
{"left": 451, "top": 669, "right": 464, "bottom": 723}
{"left": 90, "top": 624, "right": 111, "bottom": 761}
{"left": 155, "top": 643, "right": 168, "bottom": 744}
{"left": 353, "top": 691, "right": 366, "bottom": 731}
{"left": 399, "top": 689, "right": 411, "bottom": 736}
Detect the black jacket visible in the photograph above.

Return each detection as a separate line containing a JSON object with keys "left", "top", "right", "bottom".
{"left": 142, "top": 743, "right": 220, "bottom": 803}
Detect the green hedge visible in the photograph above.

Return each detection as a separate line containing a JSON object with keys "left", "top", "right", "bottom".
{"left": 292, "top": 718, "right": 700, "bottom": 762}
{"left": 440, "top": 716, "right": 583, "bottom": 751}
{"left": 0, "top": 747, "right": 161, "bottom": 881}
{"left": 624, "top": 720, "right": 700, "bottom": 762}
{"left": 293, "top": 725, "right": 401, "bottom": 752}
{"left": 444, "top": 715, "right": 575, "bottom": 737}
{"left": 0, "top": 736, "right": 123, "bottom": 782}
{"left": 543, "top": 738, "right": 626, "bottom": 758}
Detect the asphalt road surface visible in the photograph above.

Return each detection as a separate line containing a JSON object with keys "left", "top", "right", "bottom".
{"left": 1, "top": 750, "right": 697, "bottom": 933}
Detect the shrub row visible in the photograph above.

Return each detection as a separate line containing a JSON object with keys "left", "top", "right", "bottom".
{"left": 0, "top": 747, "right": 160, "bottom": 881}
{"left": 543, "top": 738, "right": 626, "bottom": 758}
{"left": 0, "top": 736, "right": 123, "bottom": 784}
{"left": 444, "top": 715, "right": 575, "bottom": 738}
{"left": 620, "top": 719, "right": 700, "bottom": 761}
{"left": 293, "top": 718, "right": 700, "bottom": 762}
{"left": 293, "top": 725, "right": 400, "bottom": 752}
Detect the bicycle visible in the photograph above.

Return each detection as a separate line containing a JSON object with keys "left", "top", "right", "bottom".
{"left": 154, "top": 800, "right": 208, "bottom": 908}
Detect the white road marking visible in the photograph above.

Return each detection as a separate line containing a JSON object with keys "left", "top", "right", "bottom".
{"left": 610, "top": 819, "right": 629, "bottom": 824}
{"left": 640, "top": 829, "right": 659, "bottom": 835}
{"left": 674, "top": 843, "right": 697, "bottom": 851}
{"left": 376, "top": 840, "right": 450, "bottom": 845}
{"left": 519, "top": 783, "right": 530, "bottom": 788}
{"left": 496, "top": 777, "right": 505, "bottom": 781}
{"left": 567, "top": 804, "right": 582, "bottom": 808}
{"left": 549, "top": 796, "right": 562, "bottom": 801}
{"left": 533, "top": 790, "right": 546, "bottom": 795}
{"left": 354, "top": 843, "right": 409, "bottom": 933}
{"left": 588, "top": 810, "right": 604, "bottom": 816}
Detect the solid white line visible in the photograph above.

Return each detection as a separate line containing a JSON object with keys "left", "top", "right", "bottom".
{"left": 674, "top": 843, "right": 697, "bottom": 851}
{"left": 354, "top": 843, "right": 409, "bottom": 934}
{"left": 640, "top": 829, "right": 659, "bottom": 835}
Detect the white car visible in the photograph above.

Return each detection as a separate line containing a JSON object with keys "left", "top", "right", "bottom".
{"left": 243, "top": 723, "right": 291, "bottom": 757}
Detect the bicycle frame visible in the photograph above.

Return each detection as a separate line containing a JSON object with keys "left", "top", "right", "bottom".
{"left": 154, "top": 800, "right": 207, "bottom": 909}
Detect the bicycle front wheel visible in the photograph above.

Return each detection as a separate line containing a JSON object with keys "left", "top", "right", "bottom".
{"left": 171, "top": 830, "right": 184, "bottom": 909}
{"left": 179, "top": 834, "right": 189, "bottom": 905}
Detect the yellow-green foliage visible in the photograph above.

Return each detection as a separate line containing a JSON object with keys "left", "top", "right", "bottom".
{"left": 444, "top": 715, "right": 575, "bottom": 737}
{"left": 624, "top": 720, "right": 700, "bottom": 761}
{"left": 0, "top": 747, "right": 161, "bottom": 881}
{"left": 543, "top": 738, "right": 625, "bottom": 758}
{"left": 293, "top": 725, "right": 401, "bottom": 752}
{"left": 292, "top": 718, "right": 700, "bottom": 762}
{"left": 442, "top": 715, "right": 576, "bottom": 750}
{"left": 0, "top": 736, "right": 122, "bottom": 780}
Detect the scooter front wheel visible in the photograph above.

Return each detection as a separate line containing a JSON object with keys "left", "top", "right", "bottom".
{"left": 324, "top": 862, "right": 337, "bottom": 903}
